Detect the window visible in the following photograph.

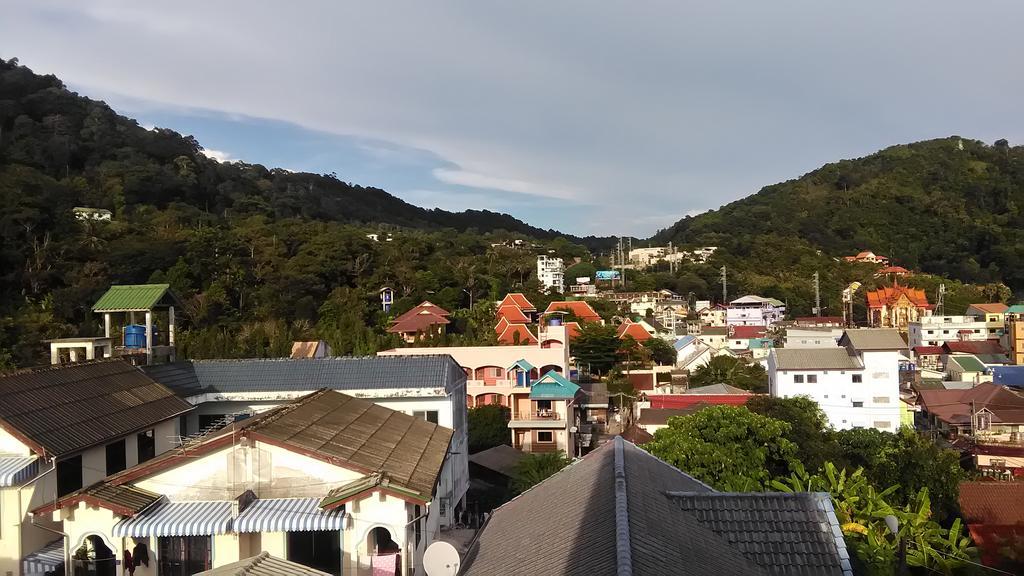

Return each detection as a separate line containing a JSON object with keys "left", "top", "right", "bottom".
{"left": 852, "top": 374, "right": 862, "bottom": 383}
{"left": 806, "top": 375, "right": 818, "bottom": 384}
{"left": 793, "top": 375, "right": 805, "bottom": 383}
{"left": 287, "top": 530, "right": 341, "bottom": 576}
{"left": 158, "top": 536, "right": 211, "bottom": 576}
{"left": 537, "top": 431, "right": 554, "bottom": 443}
{"left": 990, "top": 458, "right": 1007, "bottom": 467}
{"left": 536, "top": 400, "right": 552, "bottom": 411}
{"left": 138, "top": 429, "right": 156, "bottom": 463}
{"left": 56, "top": 455, "right": 82, "bottom": 497}
{"left": 106, "top": 439, "right": 127, "bottom": 475}
{"left": 872, "top": 396, "right": 890, "bottom": 404}
{"left": 873, "top": 421, "right": 891, "bottom": 429}
{"left": 852, "top": 401, "right": 864, "bottom": 408}
{"left": 413, "top": 410, "right": 439, "bottom": 424}
{"left": 414, "top": 505, "right": 423, "bottom": 546}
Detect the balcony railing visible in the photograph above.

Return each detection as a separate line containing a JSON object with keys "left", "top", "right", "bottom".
{"left": 513, "top": 411, "right": 565, "bottom": 421}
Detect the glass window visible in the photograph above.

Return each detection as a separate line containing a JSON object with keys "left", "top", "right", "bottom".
{"left": 413, "top": 410, "right": 439, "bottom": 424}
{"left": 138, "top": 429, "right": 156, "bottom": 463}
{"left": 852, "top": 401, "right": 864, "bottom": 408}
{"left": 537, "top": 431, "right": 554, "bottom": 443}
{"left": 807, "top": 375, "right": 818, "bottom": 384}
{"left": 158, "top": 536, "right": 211, "bottom": 576}
{"left": 852, "top": 374, "right": 862, "bottom": 383}
{"left": 56, "top": 455, "right": 82, "bottom": 497}
{"left": 287, "top": 530, "right": 341, "bottom": 576}
{"left": 536, "top": 400, "right": 552, "bottom": 411}
{"left": 793, "top": 375, "right": 804, "bottom": 383}
{"left": 106, "top": 439, "right": 127, "bottom": 475}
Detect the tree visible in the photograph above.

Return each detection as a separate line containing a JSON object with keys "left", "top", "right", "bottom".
{"left": 746, "top": 395, "right": 839, "bottom": 472}
{"left": 511, "top": 452, "right": 571, "bottom": 493}
{"left": 688, "top": 355, "right": 768, "bottom": 392}
{"left": 467, "top": 404, "right": 511, "bottom": 454}
{"left": 572, "top": 323, "right": 620, "bottom": 375}
{"left": 643, "top": 337, "right": 677, "bottom": 366}
{"left": 644, "top": 405, "right": 797, "bottom": 489}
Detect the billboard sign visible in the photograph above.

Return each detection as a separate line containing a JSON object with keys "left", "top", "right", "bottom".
{"left": 596, "top": 270, "right": 621, "bottom": 281}
{"left": 576, "top": 277, "right": 591, "bottom": 284}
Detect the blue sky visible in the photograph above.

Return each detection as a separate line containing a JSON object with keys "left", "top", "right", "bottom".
{"left": 2, "top": 1, "right": 1022, "bottom": 236}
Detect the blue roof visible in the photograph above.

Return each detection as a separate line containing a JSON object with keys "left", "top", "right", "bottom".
{"left": 991, "top": 366, "right": 1024, "bottom": 388}
{"left": 674, "top": 335, "right": 696, "bottom": 351}
{"left": 529, "top": 371, "right": 580, "bottom": 399}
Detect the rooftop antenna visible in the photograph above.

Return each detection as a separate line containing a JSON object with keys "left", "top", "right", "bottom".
{"left": 813, "top": 272, "right": 821, "bottom": 317}
{"left": 720, "top": 266, "right": 728, "bottom": 305}
{"left": 936, "top": 284, "right": 946, "bottom": 316}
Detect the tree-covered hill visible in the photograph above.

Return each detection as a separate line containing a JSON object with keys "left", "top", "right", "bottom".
{"left": 657, "top": 137, "right": 1024, "bottom": 293}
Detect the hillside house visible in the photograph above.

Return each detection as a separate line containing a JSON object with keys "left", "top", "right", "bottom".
{"left": 726, "top": 295, "right": 785, "bottom": 327}
{"left": 386, "top": 301, "right": 450, "bottom": 343}
{"left": 844, "top": 250, "right": 889, "bottom": 265}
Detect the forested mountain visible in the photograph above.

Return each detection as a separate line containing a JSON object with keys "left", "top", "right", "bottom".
{"left": 657, "top": 137, "right": 1024, "bottom": 293}
{"left": 0, "top": 57, "right": 593, "bottom": 367}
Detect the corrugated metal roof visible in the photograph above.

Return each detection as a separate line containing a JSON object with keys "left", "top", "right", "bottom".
{"left": 949, "top": 354, "right": 986, "bottom": 373}
{"left": 92, "top": 284, "right": 176, "bottom": 312}
{"left": 0, "top": 360, "right": 193, "bottom": 458}
{"left": 144, "top": 355, "right": 465, "bottom": 397}
{"left": 87, "top": 483, "right": 163, "bottom": 515}
{"left": 468, "top": 444, "right": 526, "bottom": 477}
{"left": 772, "top": 348, "right": 863, "bottom": 370}
{"left": 838, "top": 329, "right": 907, "bottom": 351}
{"left": 195, "top": 552, "right": 332, "bottom": 576}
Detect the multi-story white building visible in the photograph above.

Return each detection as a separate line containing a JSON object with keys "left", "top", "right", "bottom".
{"left": 908, "top": 315, "right": 1002, "bottom": 348}
{"left": 784, "top": 327, "right": 845, "bottom": 348}
{"left": 536, "top": 255, "right": 565, "bottom": 293}
{"left": 768, "top": 329, "right": 904, "bottom": 432}
{"left": 727, "top": 295, "right": 786, "bottom": 327}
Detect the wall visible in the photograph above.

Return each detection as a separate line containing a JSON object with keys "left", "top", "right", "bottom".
{"left": 908, "top": 316, "right": 995, "bottom": 347}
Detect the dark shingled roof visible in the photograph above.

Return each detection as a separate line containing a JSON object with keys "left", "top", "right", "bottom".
{"left": 48, "top": 480, "right": 162, "bottom": 517}
{"left": 0, "top": 360, "right": 192, "bottom": 458}
{"left": 144, "top": 355, "right": 466, "bottom": 397}
{"left": 461, "top": 437, "right": 851, "bottom": 576}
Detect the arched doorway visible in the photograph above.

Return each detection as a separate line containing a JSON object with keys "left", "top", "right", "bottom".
{"left": 366, "top": 526, "right": 401, "bottom": 575}
{"left": 72, "top": 535, "right": 115, "bottom": 576}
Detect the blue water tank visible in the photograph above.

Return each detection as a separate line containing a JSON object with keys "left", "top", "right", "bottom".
{"left": 549, "top": 317, "right": 562, "bottom": 326}
{"left": 124, "top": 325, "right": 146, "bottom": 349}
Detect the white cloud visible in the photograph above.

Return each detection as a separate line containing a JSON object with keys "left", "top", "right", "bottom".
{"left": 431, "top": 168, "right": 577, "bottom": 200}
{"left": 200, "top": 148, "right": 236, "bottom": 163}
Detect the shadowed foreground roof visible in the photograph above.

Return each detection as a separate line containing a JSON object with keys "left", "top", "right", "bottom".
{"left": 195, "top": 552, "right": 331, "bottom": 576}
{"left": 0, "top": 360, "right": 192, "bottom": 458}
{"left": 460, "top": 437, "right": 850, "bottom": 576}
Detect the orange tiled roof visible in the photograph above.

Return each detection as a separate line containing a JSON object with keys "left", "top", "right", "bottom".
{"left": 498, "top": 293, "right": 536, "bottom": 312}
{"left": 497, "top": 323, "right": 538, "bottom": 345}
{"left": 544, "top": 301, "right": 602, "bottom": 323}
{"left": 616, "top": 321, "right": 652, "bottom": 342}
{"left": 865, "top": 285, "right": 931, "bottom": 309}
{"left": 564, "top": 321, "right": 582, "bottom": 340}
{"left": 969, "top": 303, "right": 1009, "bottom": 314}
{"left": 496, "top": 305, "right": 530, "bottom": 324}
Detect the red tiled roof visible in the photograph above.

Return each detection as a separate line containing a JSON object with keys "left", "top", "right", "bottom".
{"left": 387, "top": 311, "right": 450, "bottom": 334}
{"left": 647, "top": 394, "right": 753, "bottom": 409}
{"left": 918, "top": 383, "right": 1024, "bottom": 425}
{"left": 616, "top": 321, "right": 652, "bottom": 342}
{"left": 544, "top": 301, "right": 602, "bottom": 323}
{"left": 498, "top": 293, "right": 536, "bottom": 312}
{"left": 497, "top": 324, "right": 538, "bottom": 345}
{"left": 913, "top": 346, "right": 944, "bottom": 356}
{"left": 392, "top": 301, "right": 450, "bottom": 324}
{"left": 730, "top": 326, "right": 766, "bottom": 339}
{"left": 968, "top": 303, "right": 1009, "bottom": 314}
{"left": 564, "top": 322, "right": 582, "bottom": 341}
{"left": 875, "top": 266, "right": 911, "bottom": 275}
{"left": 496, "top": 305, "right": 530, "bottom": 324}
{"left": 865, "top": 284, "right": 931, "bottom": 309}
{"left": 959, "top": 482, "right": 1024, "bottom": 527}
{"left": 943, "top": 340, "right": 1006, "bottom": 356}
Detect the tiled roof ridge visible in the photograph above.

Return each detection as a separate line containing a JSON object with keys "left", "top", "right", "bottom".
{"left": 613, "top": 437, "right": 634, "bottom": 576}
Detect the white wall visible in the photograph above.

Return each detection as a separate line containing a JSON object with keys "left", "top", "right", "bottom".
{"left": 908, "top": 316, "right": 997, "bottom": 347}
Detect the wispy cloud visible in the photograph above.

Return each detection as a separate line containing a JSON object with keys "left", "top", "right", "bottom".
{"left": 432, "top": 168, "right": 577, "bottom": 200}
{"left": 200, "top": 148, "right": 236, "bottom": 163}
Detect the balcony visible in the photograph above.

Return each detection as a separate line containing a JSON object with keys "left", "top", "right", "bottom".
{"left": 509, "top": 411, "right": 567, "bottom": 429}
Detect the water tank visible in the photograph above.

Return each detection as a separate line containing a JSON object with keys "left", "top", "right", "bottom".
{"left": 549, "top": 317, "right": 562, "bottom": 326}
{"left": 124, "top": 325, "right": 146, "bottom": 349}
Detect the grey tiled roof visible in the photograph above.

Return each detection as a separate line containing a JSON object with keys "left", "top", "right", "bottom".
{"left": 195, "top": 552, "right": 331, "bottom": 576}
{"left": 461, "top": 437, "right": 851, "bottom": 575}
{"left": 771, "top": 348, "right": 863, "bottom": 370}
{"left": 838, "top": 329, "right": 907, "bottom": 351}
{"left": 144, "top": 355, "right": 466, "bottom": 397}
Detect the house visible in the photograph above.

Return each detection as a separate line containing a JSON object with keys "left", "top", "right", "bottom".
{"left": 637, "top": 407, "right": 707, "bottom": 434}
{"left": 616, "top": 319, "right": 653, "bottom": 343}
{"left": 542, "top": 300, "right": 603, "bottom": 324}
{"left": 497, "top": 293, "right": 536, "bottom": 317}
{"left": 646, "top": 388, "right": 752, "bottom": 410}
{"left": 844, "top": 250, "right": 889, "bottom": 265}
{"left": 73, "top": 206, "right": 113, "bottom": 221}
{"left": 946, "top": 354, "right": 992, "bottom": 384}
{"left": 144, "top": 355, "right": 470, "bottom": 529}
{"left": 1005, "top": 315, "right": 1024, "bottom": 365}
{"left": 35, "top": 390, "right": 453, "bottom": 576}
{"left": 508, "top": 371, "right": 582, "bottom": 455}
{"left": 460, "top": 436, "right": 852, "bottom": 576}
{"left": 908, "top": 315, "right": 1000, "bottom": 348}
{"left": 917, "top": 382, "right": 1024, "bottom": 443}
{"left": 467, "top": 445, "right": 526, "bottom": 507}
{"left": 674, "top": 335, "right": 738, "bottom": 372}
{"left": 768, "top": 329, "right": 905, "bottom": 431}
{"left": 696, "top": 303, "right": 727, "bottom": 327}
{"left": 726, "top": 295, "right": 786, "bottom": 327}
{"left": 966, "top": 303, "right": 1009, "bottom": 328}
{"left": 793, "top": 316, "right": 845, "bottom": 328}
{"left": 579, "top": 381, "right": 610, "bottom": 428}
{"left": 536, "top": 255, "right": 565, "bottom": 293}
{"left": 958, "top": 482, "right": 1024, "bottom": 568}
{"left": 696, "top": 326, "right": 729, "bottom": 349}
{"left": 496, "top": 323, "right": 539, "bottom": 346}
{"left": 725, "top": 325, "right": 773, "bottom": 359}
{"left": 866, "top": 282, "right": 932, "bottom": 329}
{"left": 387, "top": 301, "right": 451, "bottom": 343}
{"left": 289, "top": 340, "right": 332, "bottom": 359}
{"left": 942, "top": 340, "right": 1010, "bottom": 365}
{"left": 874, "top": 265, "right": 912, "bottom": 278}
{"left": 784, "top": 327, "right": 845, "bottom": 348}
{"left": 911, "top": 346, "right": 944, "bottom": 371}
{"left": 0, "top": 360, "right": 192, "bottom": 576}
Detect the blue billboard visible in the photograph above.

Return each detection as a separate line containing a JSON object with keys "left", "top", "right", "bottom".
{"left": 595, "top": 270, "right": 621, "bottom": 281}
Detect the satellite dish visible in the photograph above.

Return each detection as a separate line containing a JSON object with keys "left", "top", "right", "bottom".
{"left": 423, "top": 541, "right": 461, "bottom": 576}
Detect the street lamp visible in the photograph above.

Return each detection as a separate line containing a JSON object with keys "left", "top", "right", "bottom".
{"left": 462, "top": 289, "right": 473, "bottom": 309}
{"left": 884, "top": 515, "right": 908, "bottom": 575}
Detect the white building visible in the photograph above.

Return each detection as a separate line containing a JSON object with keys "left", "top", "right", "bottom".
{"left": 727, "top": 295, "right": 786, "bottom": 327}
{"left": 144, "top": 355, "right": 470, "bottom": 529}
{"left": 908, "top": 315, "right": 1001, "bottom": 348}
{"left": 784, "top": 327, "right": 846, "bottom": 348}
{"left": 536, "top": 255, "right": 565, "bottom": 293}
{"left": 768, "top": 329, "right": 904, "bottom": 432}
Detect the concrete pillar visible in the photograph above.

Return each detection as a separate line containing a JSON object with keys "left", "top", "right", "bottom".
{"left": 50, "top": 343, "right": 60, "bottom": 365}
{"left": 86, "top": 344, "right": 96, "bottom": 360}
{"left": 145, "top": 310, "right": 153, "bottom": 364}
{"left": 69, "top": 349, "right": 78, "bottom": 363}
{"left": 104, "top": 313, "right": 111, "bottom": 338}
{"left": 168, "top": 306, "right": 176, "bottom": 346}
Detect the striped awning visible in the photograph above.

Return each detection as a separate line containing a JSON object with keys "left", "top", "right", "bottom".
{"left": 0, "top": 456, "right": 38, "bottom": 486}
{"left": 23, "top": 539, "right": 63, "bottom": 575}
{"left": 112, "top": 500, "right": 233, "bottom": 537}
{"left": 235, "top": 498, "right": 344, "bottom": 533}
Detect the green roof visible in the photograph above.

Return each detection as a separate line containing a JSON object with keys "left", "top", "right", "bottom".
{"left": 1007, "top": 304, "right": 1024, "bottom": 314}
{"left": 529, "top": 371, "right": 580, "bottom": 399}
{"left": 950, "top": 355, "right": 986, "bottom": 373}
{"left": 509, "top": 359, "right": 535, "bottom": 372}
{"left": 92, "top": 284, "right": 176, "bottom": 312}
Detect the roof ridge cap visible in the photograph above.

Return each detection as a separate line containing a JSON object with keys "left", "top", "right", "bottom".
{"left": 612, "top": 436, "right": 633, "bottom": 576}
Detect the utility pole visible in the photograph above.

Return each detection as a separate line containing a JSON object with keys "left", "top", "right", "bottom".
{"left": 813, "top": 272, "right": 821, "bottom": 317}
{"left": 720, "top": 266, "right": 727, "bottom": 305}
{"left": 936, "top": 284, "right": 946, "bottom": 316}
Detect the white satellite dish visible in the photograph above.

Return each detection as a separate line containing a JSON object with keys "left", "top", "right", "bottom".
{"left": 423, "top": 541, "right": 461, "bottom": 576}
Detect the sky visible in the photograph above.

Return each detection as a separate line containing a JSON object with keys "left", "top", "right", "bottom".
{"left": 2, "top": 1, "right": 1022, "bottom": 236}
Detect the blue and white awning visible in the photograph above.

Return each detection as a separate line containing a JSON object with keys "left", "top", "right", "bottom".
{"left": 235, "top": 498, "right": 344, "bottom": 533}
{"left": 0, "top": 456, "right": 38, "bottom": 486}
{"left": 112, "top": 500, "right": 233, "bottom": 537}
{"left": 23, "top": 539, "right": 63, "bottom": 575}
